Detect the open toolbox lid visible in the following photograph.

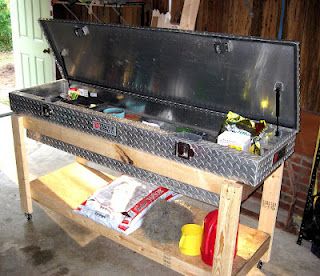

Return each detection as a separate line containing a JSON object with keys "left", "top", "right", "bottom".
{"left": 39, "top": 19, "right": 300, "bottom": 131}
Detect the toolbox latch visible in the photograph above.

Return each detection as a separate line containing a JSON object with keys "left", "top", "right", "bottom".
{"left": 175, "top": 142, "right": 194, "bottom": 160}
{"left": 272, "top": 145, "right": 287, "bottom": 165}
{"left": 214, "top": 41, "right": 232, "bottom": 54}
{"left": 74, "top": 26, "right": 89, "bottom": 37}
{"left": 41, "top": 104, "right": 53, "bottom": 118}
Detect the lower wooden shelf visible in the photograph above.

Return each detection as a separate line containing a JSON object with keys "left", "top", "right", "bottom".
{"left": 30, "top": 162, "right": 270, "bottom": 275}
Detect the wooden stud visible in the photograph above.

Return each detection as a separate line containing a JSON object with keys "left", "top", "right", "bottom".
{"left": 212, "top": 182, "right": 243, "bottom": 276}
{"left": 11, "top": 115, "right": 33, "bottom": 214}
{"left": 151, "top": 0, "right": 199, "bottom": 31}
{"left": 258, "top": 163, "right": 284, "bottom": 263}
{"left": 150, "top": 9, "right": 160, "bottom": 27}
{"left": 179, "top": 0, "right": 201, "bottom": 31}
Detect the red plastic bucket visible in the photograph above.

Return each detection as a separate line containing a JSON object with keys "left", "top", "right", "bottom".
{"left": 200, "top": 210, "right": 238, "bottom": 266}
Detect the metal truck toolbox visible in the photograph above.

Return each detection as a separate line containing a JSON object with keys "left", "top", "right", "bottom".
{"left": 9, "top": 19, "right": 299, "bottom": 204}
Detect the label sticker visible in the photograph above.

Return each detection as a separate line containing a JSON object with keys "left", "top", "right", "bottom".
{"left": 92, "top": 121, "right": 117, "bottom": 136}
{"left": 262, "top": 200, "right": 277, "bottom": 211}
{"left": 163, "top": 254, "right": 171, "bottom": 268}
{"left": 79, "top": 88, "right": 89, "bottom": 97}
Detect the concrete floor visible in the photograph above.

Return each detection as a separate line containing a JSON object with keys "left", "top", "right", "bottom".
{"left": 0, "top": 114, "right": 319, "bottom": 276}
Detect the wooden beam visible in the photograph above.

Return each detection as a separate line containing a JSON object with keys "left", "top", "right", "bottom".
{"left": 258, "top": 163, "right": 284, "bottom": 262}
{"left": 42, "top": 206, "right": 100, "bottom": 247}
{"left": 150, "top": 9, "right": 160, "bottom": 27}
{"left": 212, "top": 182, "right": 243, "bottom": 276}
{"left": 11, "top": 115, "right": 32, "bottom": 214}
{"left": 179, "top": 0, "right": 201, "bottom": 31}
{"left": 152, "top": 0, "right": 199, "bottom": 31}
{"left": 24, "top": 116, "right": 242, "bottom": 197}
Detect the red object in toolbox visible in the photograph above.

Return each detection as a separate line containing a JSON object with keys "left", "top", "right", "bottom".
{"left": 200, "top": 210, "right": 238, "bottom": 266}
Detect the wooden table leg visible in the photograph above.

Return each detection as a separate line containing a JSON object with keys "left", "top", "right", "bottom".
{"left": 212, "top": 182, "right": 243, "bottom": 276}
{"left": 11, "top": 115, "right": 33, "bottom": 215}
{"left": 258, "top": 163, "right": 284, "bottom": 263}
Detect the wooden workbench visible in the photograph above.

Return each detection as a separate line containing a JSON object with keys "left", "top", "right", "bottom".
{"left": 12, "top": 114, "right": 283, "bottom": 275}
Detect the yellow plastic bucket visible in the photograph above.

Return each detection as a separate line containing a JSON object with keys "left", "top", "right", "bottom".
{"left": 179, "top": 224, "right": 203, "bottom": 256}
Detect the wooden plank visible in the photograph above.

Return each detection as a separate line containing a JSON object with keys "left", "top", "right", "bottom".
{"left": 11, "top": 115, "right": 32, "bottom": 214}
{"left": 213, "top": 182, "right": 243, "bottom": 276}
{"left": 258, "top": 163, "right": 284, "bottom": 262}
{"left": 150, "top": 9, "right": 159, "bottom": 27}
{"left": 42, "top": 206, "right": 100, "bottom": 247}
{"left": 249, "top": 0, "right": 264, "bottom": 37}
{"left": 284, "top": 0, "right": 320, "bottom": 113}
{"left": 170, "top": 0, "right": 184, "bottom": 24}
{"left": 75, "top": 158, "right": 117, "bottom": 182}
{"left": 260, "top": 0, "right": 280, "bottom": 39}
{"left": 29, "top": 162, "right": 270, "bottom": 276}
{"left": 23, "top": 116, "right": 238, "bottom": 197}
{"left": 229, "top": 0, "right": 253, "bottom": 36}
{"left": 179, "top": 0, "right": 200, "bottom": 31}
{"left": 75, "top": 156, "right": 88, "bottom": 166}
{"left": 233, "top": 232, "right": 269, "bottom": 276}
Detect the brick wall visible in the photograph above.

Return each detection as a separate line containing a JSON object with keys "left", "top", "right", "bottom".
{"left": 290, "top": 112, "right": 320, "bottom": 216}
{"left": 278, "top": 111, "right": 320, "bottom": 231}
{"left": 282, "top": 153, "right": 312, "bottom": 215}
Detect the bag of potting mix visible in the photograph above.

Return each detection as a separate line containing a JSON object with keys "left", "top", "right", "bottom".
{"left": 74, "top": 175, "right": 180, "bottom": 235}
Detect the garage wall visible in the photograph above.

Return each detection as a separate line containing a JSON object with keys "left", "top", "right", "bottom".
{"left": 53, "top": 2, "right": 144, "bottom": 26}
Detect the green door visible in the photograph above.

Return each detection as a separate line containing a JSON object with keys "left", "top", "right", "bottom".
{"left": 10, "top": 0, "right": 55, "bottom": 88}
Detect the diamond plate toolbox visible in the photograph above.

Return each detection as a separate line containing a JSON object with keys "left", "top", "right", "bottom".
{"left": 10, "top": 19, "right": 300, "bottom": 195}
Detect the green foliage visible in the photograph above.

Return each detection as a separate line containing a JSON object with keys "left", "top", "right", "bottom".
{"left": 0, "top": 0, "right": 12, "bottom": 51}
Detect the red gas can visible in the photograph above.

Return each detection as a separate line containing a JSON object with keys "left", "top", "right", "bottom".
{"left": 200, "top": 210, "right": 238, "bottom": 266}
